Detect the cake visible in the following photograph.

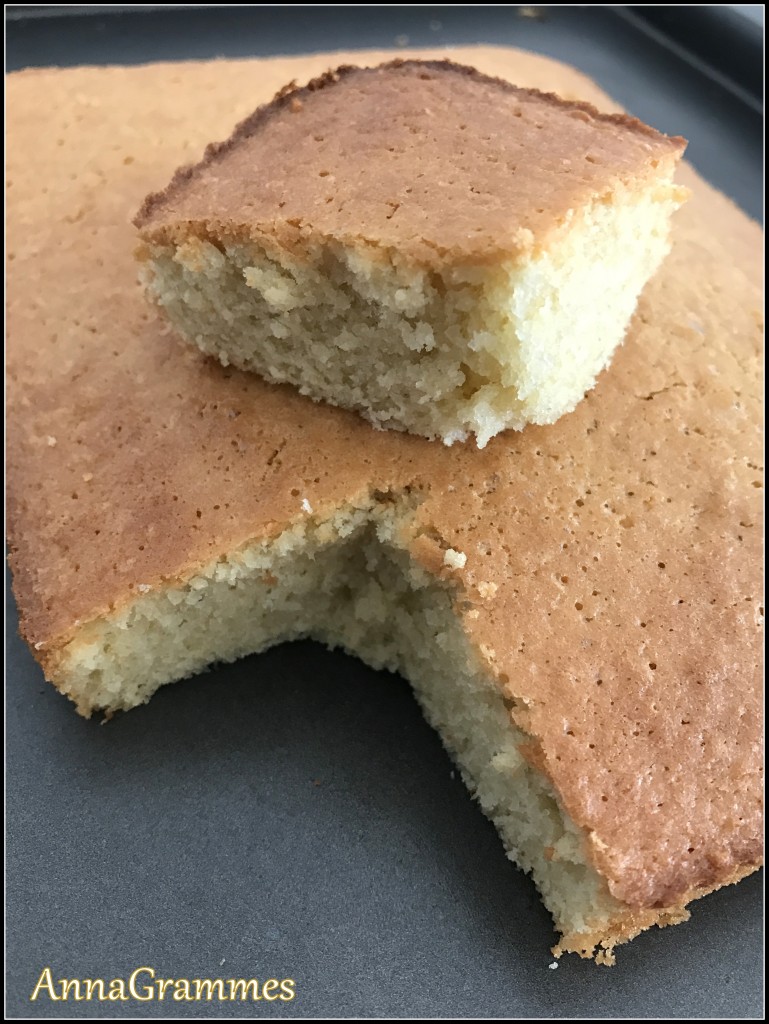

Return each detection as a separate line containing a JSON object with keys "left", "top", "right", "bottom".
{"left": 6, "top": 48, "right": 762, "bottom": 964}
{"left": 134, "top": 59, "right": 687, "bottom": 447}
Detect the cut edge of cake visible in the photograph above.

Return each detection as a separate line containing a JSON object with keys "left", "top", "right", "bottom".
{"left": 23, "top": 491, "right": 762, "bottom": 965}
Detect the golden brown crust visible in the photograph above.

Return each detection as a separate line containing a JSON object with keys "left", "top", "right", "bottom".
{"left": 134, "top": 58, "right": 686, "bottom": 266}
{"left": 6, "top": 47, "right": 761, "bottom": 916}
{"left": 554, "top": 861, "right": 761, "bottom": 964}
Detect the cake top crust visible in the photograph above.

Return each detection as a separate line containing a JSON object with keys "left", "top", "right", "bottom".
{"left": 7, "top": 48, "right": 761, "bottom": 912}
{"left": 135, "top": 58, "right": 686, "bottom": 266}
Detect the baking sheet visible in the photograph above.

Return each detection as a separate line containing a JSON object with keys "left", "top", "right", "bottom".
{"left": 5, "top": 6, "right": 762, "bottom": 1018}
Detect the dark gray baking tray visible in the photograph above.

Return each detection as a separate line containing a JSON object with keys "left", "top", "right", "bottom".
{"left": 5, "top": 5, "right": 763, "bottom": 1019}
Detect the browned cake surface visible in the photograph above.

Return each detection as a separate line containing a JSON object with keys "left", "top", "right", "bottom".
{"left": 6, "top": 47, "right": 763, "bottom": 912}
{"left": 135, "top": 58, "right": 685, "bottom": 265}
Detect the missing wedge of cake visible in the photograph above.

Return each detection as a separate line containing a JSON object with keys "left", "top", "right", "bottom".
{"left": 8, "top": 49, "right": 762, "bottom": 965}
{"left": 134, "top": 59, "right": 688, "bottom": 447}
{"left": 33, "top": 493, "right": 752, "bottom": 964}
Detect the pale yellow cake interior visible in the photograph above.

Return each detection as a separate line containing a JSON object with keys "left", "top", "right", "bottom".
{"left": 54, "top": 494, "right": 683, "bottom": 964}
{"left": 143, "top": 179, "right": 683, "bottom": 446}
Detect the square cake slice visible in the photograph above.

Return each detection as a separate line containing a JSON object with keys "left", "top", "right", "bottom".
{"left": 134, "top": 59, "right": 687, "bottom": 447}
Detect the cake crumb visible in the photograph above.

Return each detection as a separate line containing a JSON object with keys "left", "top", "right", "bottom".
{"left": 82, "top": 472, "right": 93, "bottom": 482}
{"left": 46, "top": 435, "right": 57, "bottom": 447}
{"left": 443, "top": 547, "right": 467, "bottom": 569}
{"left": 519, "top": 7, "right": 547, "bottom": 20}
{"left": 548, "top": 961, "right": 559, "bottom": 970}
{"left": 301, "top": 498, "right": 313, "bottom": 514}
{"left": 478, "top": 581, "right": 498, "bottom": 599}
{"left": 514, "top": 226, "right": 535, "bottom": 249}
